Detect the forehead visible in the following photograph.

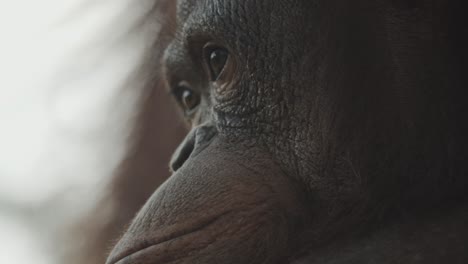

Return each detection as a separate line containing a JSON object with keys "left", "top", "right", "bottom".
{"left": 174, "top": 0, "right": 314, "bottom": 38}
{"left": 176, "top": 0, "right": 198, "bottom": 24}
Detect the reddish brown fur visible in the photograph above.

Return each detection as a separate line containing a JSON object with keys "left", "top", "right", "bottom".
{"left": 65, "top": 2, "right": 183, "bottom": 263}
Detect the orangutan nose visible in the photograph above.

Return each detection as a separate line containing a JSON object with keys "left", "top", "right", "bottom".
{"left": 170, "top": 123, "right": 216, "bottom": 172}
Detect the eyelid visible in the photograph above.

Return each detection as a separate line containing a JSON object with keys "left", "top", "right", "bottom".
{"left": 169, "top": 81, "right": 190, "bottom": 101}
{"left": 205, "top": 49, "right": 229, "bottom": 82}
{"left": 170, "top": 81, "right": 201, "bottom": 118}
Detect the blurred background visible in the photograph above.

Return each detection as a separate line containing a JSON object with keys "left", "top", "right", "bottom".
{"left": 0, "top": 1, "right": 184, "bottom": 263}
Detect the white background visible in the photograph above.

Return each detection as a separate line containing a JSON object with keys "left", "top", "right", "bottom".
{"left": 0, "top": 1, "right": 151, "bottom": 263}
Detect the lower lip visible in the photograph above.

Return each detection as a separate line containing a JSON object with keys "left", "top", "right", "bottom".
{"left": 108, "top": 215, "right": 223, "bottom": 264}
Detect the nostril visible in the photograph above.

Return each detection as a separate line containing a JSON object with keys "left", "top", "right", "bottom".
{"left": 170, "top": 133, "right": 196, "bottom": 172}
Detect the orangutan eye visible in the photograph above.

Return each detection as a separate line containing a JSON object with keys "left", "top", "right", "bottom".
{"left": 172, "top": 83, "right": 201, "bottom": 114}
{"left": 204, "top": 46, "right": 229, "bottom": 81}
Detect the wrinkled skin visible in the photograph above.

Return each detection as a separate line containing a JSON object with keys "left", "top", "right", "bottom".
{"left": 107, "top": 0, "right": 468, "bottom": 263}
